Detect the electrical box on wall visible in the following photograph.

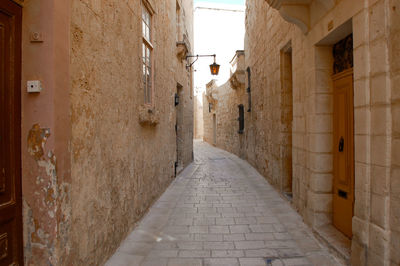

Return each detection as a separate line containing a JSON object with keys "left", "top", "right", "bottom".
{"left": 27, "top": 80, "right": 42, "bottom": 93}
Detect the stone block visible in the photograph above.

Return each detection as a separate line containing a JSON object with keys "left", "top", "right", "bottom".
{"left": 309, "top": 152, "right": 332, "bottom": 173}
{"left": 370, "top": 193, "right": 389, "bottom": 229}
{"left": 168, "top": 258, "right": 202, "bottom": 266}
{"left": 354, "top": 45, "right": 369, "bottom": 80}
{"left": 354, "top": 107, "right": 369, "bottom": 135}
{"left": 309, "top": 192, "right": 332, "bottom": 212}
{"left": 371, "top": 165, "right": 388, "bottom": 195}
{"left": 393, "top": 75, "right": 400, "bottom": 101}
{"left": 355, "top": 162, "right": 369, "bottom": 192}
{"left": 179, "top": 250, "right": 210, "bottom": 258}
{"left": 310, "top": 173, "right": 332, "bottom": 193}
{"left": 211, "top": 250, "right": 244, "bottom": 258}
{"left": 390, "top": 231, "right": 400, "bottom": 264}
{"left": 351, "top": 240, "right": 367, "bottom": 266}
{"left": 354, "top": 189, "right": 369, "bottom": 220}
{"left": 371, "top": 74, "right": 390, "bottom": 104}
{"left": 352, "top": 216, "right": 369, "bottom": 244}
{"left": 366, "top": 251, "right": 387, "bottom": 266}
{"left": 353, "top": 10, "right": 368, "bottom": 48}
{"left": 203, "top": 258, "right": 239, "bottom": 266}
{"left": 369, "top": 0, "right": 386, "bottom": 42}
{"left": 315, "top": 46, "right": 333, "bottom": 70}
{"left": 390, "top": 197, "right": 400, "bottom": 230}
{"left": 315, "top": 94, "right": 333, "bottom": 114}
{"left": 309, "top": 114, "right": 332, "bottom": 133}
{"left": 355, "top": 135, "right": 368, "bottom": 164}
{"left": 371, "top": 106, "right": 389, "bottom": 136}
{"left": 368, "top": 223, "right": 389, "bottom": 257}
{"left": 315, "top": 69, "right": 333, "bottom": 93}
{"left": 390, "top": 29, "right": 400, "bottom": 72}
{"left": 354, "top": 78, "right": 369, "bottom": 107}
{"left": 393, "top": 138, "right": 400, "bottom": 167}
{"left": 370, "top": 39, "right": 389, "bottom": 75}
{"left": 203, "top": 242, "right": 235, "bottom": 250}
{"left": 391, "top": 167, "right": 400, "bottom": 196}
{"left": 309, "top": 133, "right": 332, "bottom": 153}
{"left": 371, "top": 135, "right": 389, "bottom": 166}
{"left": 393, "top": 103, "right": 400, "bottom": 135}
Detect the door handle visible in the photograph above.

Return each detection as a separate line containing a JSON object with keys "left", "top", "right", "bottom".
{"left": 338, "top": 137, "right": 344, "bottom": 152}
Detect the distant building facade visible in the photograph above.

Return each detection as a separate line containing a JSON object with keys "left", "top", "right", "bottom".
{"left": 203, "top": 51, "right": 247, "bottom": 159}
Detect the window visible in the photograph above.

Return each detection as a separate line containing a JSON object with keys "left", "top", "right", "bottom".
{"left": 238, "top": 104, "right": 244, "bottom": 134}
{"left": 246, "top": 67, "right": 251, "bottom": 112}
{"left": 176, "top": 1, "right": 181, "bottom": 41}
{"left": 142, "top": 3, "right": 153, "bottom": 104}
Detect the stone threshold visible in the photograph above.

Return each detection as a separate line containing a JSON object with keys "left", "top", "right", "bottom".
{"left": 313, "top": 224, "right": 351, "bottom": 265}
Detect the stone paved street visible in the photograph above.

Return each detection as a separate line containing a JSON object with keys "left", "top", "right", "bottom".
{"left": 106, "top": 141, "right": 343, "bottom": 266}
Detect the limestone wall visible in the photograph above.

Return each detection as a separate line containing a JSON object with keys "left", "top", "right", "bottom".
{"left": 194, "top": 95, "right": 204, "bottom": 139}
{"left": 203, "top": 76, "right": 247, "bottom": 158}
{"left": 240, "top": 0, "right": 399, "bottom": 265}
{"left": 68, "top": 0, "right": 193, "bottom": 265}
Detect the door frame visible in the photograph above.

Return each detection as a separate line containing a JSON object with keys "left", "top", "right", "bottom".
{"left": 0, "top": 0, "right": 23, "bottom": 264}
{"left": 332, "top": 68, "right": 355, "bottom": 238}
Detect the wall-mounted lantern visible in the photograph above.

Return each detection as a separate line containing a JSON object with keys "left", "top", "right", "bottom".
{"left": 186, "top": 54, "right": 220, "bottom": 75}
{"left": 209, "top": 58, "right": 220, "bottom": 76}
{"left": 175, "top": 93, "right": 180, "bottom": 106}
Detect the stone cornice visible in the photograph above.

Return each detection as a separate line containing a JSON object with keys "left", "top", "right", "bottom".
{"left": 265, "top": 0, "right": 311, "bottom": 34}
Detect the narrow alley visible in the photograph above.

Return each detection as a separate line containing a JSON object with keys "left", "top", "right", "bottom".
{"left": 106, "top": 141, "right": 341, "bottom": 266}
{"left": 2, "top": 0, "right": 399, "bottom": 265}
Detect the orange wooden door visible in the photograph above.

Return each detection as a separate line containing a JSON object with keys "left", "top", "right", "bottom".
{"left": 0, "top": 1, "right": 23, "bottom": 265}
{"left": 332, "top": 69, "right": 354, "bottom": 238}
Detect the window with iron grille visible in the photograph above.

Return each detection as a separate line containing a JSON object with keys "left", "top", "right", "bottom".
{"left": 142, "top": 4, "right": 153, "bottom": 104}
{"left": 238, "top": 104, "right": 244, "bottom": 134}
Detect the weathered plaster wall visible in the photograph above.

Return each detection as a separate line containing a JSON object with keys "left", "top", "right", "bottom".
{"left": 20, "top": 0, "right": 71, "bottom": 265}
{"left": 69, "top": 0, "right": 193, "bottom": 265}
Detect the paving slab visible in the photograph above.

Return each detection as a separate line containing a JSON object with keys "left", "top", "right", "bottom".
{"left": 105, "top": 141, "right": 343, "bottom": 266}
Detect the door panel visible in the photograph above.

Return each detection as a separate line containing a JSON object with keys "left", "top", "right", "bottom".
{"left": 332, "top": 69, "right": 354, "bottom": 239}
{"left": 0, "top": 1, "right": 22, "bottom": 265}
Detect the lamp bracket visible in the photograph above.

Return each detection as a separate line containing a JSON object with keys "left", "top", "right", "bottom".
{"left": 186, "top": 54, "right": 216, "bottom": 70}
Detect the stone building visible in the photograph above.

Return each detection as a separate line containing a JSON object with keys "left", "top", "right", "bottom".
{"left": 203, "top": 0, "right": 399, "bottom": 265}
{"left": 194, "top": 94, "right": 204, "bottom": 139}
{"left": 203, "top": 50, "right": 247, "bottom": 158}
{"left": 1, "top": 0, "right": 193, "bottom": 265}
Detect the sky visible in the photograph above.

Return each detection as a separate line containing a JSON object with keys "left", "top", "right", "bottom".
{"left": 194, "top": 0, "right": 245, "bottom": 5}
{"left": 193, "top": 1, "right": 245, "bottom": 96}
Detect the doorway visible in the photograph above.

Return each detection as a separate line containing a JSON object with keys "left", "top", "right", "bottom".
{"left": 332, "top": 34, "right": 354, "bottom": 239}
{"left": 212, "top": 114, "right": 216, "bottom": 146}
{"left": 176, "top": 83, "right": 183, "bottom": 175}
{"left": 280, "top": 42, "right": 293, "bottom": 198}
{"left": 0, "top": 0, "right": 23, "bottom": 264}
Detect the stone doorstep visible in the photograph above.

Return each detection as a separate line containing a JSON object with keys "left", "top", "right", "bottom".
{"left": 313, "top": 224, "right": 351, "bottom": 265}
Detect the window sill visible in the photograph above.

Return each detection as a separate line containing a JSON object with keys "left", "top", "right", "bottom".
{"left": 138, "top": 105, "right": 159, "bottom": 126}
{"left": 176, "top": 40, "right": 189, "bottom": 61}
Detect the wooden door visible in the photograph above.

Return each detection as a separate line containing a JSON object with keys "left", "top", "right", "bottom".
{"left": 332, "top": 69, "right": 354, "bottom": 238}
{"left": 0, "top": 1, "right": 23, "bottom": 265}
